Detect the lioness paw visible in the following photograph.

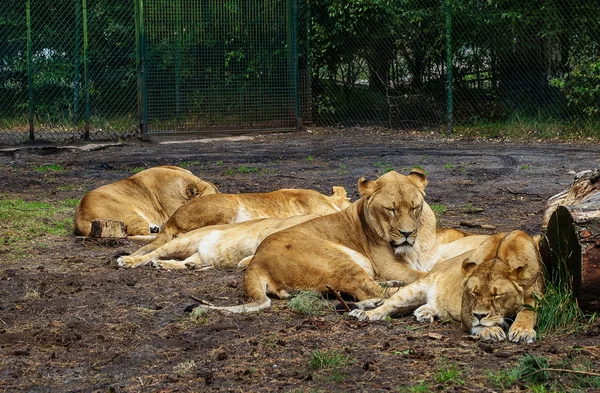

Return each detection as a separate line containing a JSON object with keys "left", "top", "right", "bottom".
{"left": 149, "top": 223, "right": 160, "bottom": 233}
{"left": 348, "top": 309, "right": 369, "bottom": 321}
{"left": 414, "top": 305, "right": 435, "bottom": 323}
{"left": 477, "top": 326, "right": 506, "bottom": 342}
{"left": 508, "top": 325, "right": 536, "bottom": 343}
{"left": 117, "top": 256, "right": 132, "bottom": 268}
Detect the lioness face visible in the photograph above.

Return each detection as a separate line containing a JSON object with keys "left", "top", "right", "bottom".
{"left": 461, "top": 259, "right": 524, "bottom": 337}
{"left": 364, "top": 182, "right": 425, "bottom": 255}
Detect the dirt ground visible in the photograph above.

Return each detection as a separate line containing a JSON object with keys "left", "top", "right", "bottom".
{"left": 1, "top": 127, "right": 599, "bottom": 392}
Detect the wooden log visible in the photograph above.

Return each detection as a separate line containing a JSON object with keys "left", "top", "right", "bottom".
{"left": 89, "top": 219, "right": 126, "bottom": 238}
{"left": 539, "top": 170, "right": 600, "bottom": 312}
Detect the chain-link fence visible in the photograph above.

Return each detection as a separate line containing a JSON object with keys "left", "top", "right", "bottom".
{"left": 309, "top": 0, "right": 600, "bottom": 134}
{"left": 0, "top": 0, "right": 138, "bottom": 144}
{"left": 1, "top": 1, "right": 599, "bottom": 144}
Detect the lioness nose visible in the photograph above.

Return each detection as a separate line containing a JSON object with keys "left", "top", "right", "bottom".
{"left": 400, "top": 230, "right": 413, "bottom": 238}
{"left": 473, "top": 312, "right": 488, "bottom": 321}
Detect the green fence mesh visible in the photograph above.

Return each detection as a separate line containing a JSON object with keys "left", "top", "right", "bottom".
{"left": 1, "top": 0, "right": 599, "bottom": 144}
{"left": 141, "top": 0, "right": 299, "bottom": 134}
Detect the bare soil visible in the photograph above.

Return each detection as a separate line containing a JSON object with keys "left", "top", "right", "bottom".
{"left": 1, "top": 127, "right": 599, "bottom": 392}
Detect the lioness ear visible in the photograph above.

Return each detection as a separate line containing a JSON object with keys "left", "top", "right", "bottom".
{"left": 358, "top": 177, "right": 378, "bottom": 196}
{"left": 331, "top": 186, "right": 347, "bottom": 198}
{"left": 407, "top": 167, "right": 428, "bottom": 190}
{"left": 462, "top": 259, "right": 478, "bottom": 276}
{"left": 187, "top": 185, "right": 199, "bottom": 198}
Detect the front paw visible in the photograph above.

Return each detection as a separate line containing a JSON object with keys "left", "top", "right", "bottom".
{"left": 149, "top": 224, "right": 160, "bottom": 233}
{"left": 508, "top": 324, "right": 536, "bottom": 343}
{"left": 414, "top": 305, "right": 435, "bottom": 323}
{"left": 477, "top": 326, "right": 506, "bottom": 342}
{"left": 348, "top": 309, "right": 370, "bottom": 321}
{"left": 117, "top": 256, "right": 133, "bottom": 268}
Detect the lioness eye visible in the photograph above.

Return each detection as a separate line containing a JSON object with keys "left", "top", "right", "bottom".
{"left": 386, "top": 207, "right": 395, "bottom": 215}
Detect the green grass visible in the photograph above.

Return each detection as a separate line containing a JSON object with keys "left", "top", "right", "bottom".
{"left": 305, "top": 154, "right": 315, "bottom": 161}
{"left": 443, "top": 163, "right": 455, "bottom": 169}
{"left": 521, "top": 164, "right": 531, "bottom": 170}
{"left": 0, "top": 197, "right": 77, "bottom": 260}
{"left": 287, "top": 291, "right": 332, "bottom": 315}
{"left": 33, "top": 163, "right": 65, "bottom": 173}
{"left": 374, "top": 162, "right": 394, "bottom": 173}
{"left": 309, "top": 349, "right": 353, "bottom": 370}
{"left": 179, "top": 160, "right": 199, "bottom": 168}
{"left": 454, "top": 116, "right": 600, "bottom": 141}
{"left": 130, "top": 167, "right": 145, "bottom": 174}
{"left": 429, "top": 204, "right": 447, "bottom": 215}
{"left": 434, "top": 358, "right": 464, "bottom": 385}
{"left": 397, "top": 381, "right": 432, "bottom": 393}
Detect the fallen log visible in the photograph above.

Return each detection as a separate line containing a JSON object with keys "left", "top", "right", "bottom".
{"left": 539, "top": 169, "right": 600, "bottom": 312}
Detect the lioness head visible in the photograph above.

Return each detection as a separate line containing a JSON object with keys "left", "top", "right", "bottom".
{"left": 358, "top": 168, "right": 428, "bottom": 255}
{"left": 460, "top": 231, "right": 541, "bottom": 338}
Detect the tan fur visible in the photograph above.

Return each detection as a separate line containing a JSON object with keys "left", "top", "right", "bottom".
{"left": 129, "top": 186, "right": 351, "bottom": 257}
{"left": 350, "top": 230, "right": 543, "bottom": 343}
{"left": 201, "top": 169, "right": 445, "bottom": 314}
{"left": 436, "top": 228, "right": 470, "bottom": 245}
{"left": 74, "top": 166, "right": 218, "bottom": 236}
{"left": 117, "top": 215, "right": 318, "bottom": 269}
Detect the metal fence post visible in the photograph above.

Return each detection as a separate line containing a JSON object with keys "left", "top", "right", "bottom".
{"left": 445, "top": 0, "right": 453, "bottom": 134}
{"left": 26, "top": 0, "right": 34, "bottom": 141}
{"left": 82, "top": 0, "right": 90, "bottom": 140}
{"left": 137, "top": 0, "right": 149, "bottom": 140}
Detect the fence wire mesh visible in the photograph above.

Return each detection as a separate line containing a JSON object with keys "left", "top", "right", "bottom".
{"left": 1, "top": 0, "right": 599, "bottom": 144}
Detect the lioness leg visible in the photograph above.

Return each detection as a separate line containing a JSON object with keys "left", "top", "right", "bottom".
{"left": 152, "top": 254, "right": 208, "bottom": 270}
{"left": 349, "top": 281, "right": 428, "bottom": 321}
{"left": 118, "top": 233, "right": 200, "bottom": 268}
{"left": 508, "top": 295, "right": 538, "bottom": 343}
{"left": 122, "top": 213, "right": 153, "bottom": 236}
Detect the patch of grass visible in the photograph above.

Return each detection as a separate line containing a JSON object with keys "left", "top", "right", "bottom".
{"left": 57, "top": 184, "right": 83, "bottom": 191}
{"left": 309, "top": 349, "right": 353, "bottom": 370}
{"left": 287, "top": 291, "right": 332, "bottom": 315}
{"left": 260, "top": 168, "right": 277, "bottom": 174}
{"left": 397, "top": 381, "right": 432, "bottom": 393}
{"left": 434, "top": 358, "right": 464, "bottom": 385}
{"left": 374, "top": 162, "right": 394, "bottom": 173}
{"left": 190, "top": 306, "right": 209, "bottom": 323}
{"left": 237, "top": 165, "right": 259, "bottom": 174}
{"left": 305, "top": 154, "right": 315, "bottom": 161}
{"left": 173, "top": 360, "right": 197, "bottom": 376}
{"left": 0, "top": 197, "right": 76, "bottom": 260}
{"left": 521, "top": 164, "right": 531, "bottom": 170}
{"left": 33, "top": 163, "right": 65, "bottom": 173}
{"left": 179, "top": 160, "right": 199, "bottom": 168}
{"left": 215, "top": 160, "right": 224, "bottom": 165}
{"left": 443, "top": 163, "right": 455, "bottom": 169}
{"left": 429, "top": 204, "right": 447, "bottom": 215}
{"left": 130, "top": 167, "right": 145, "bottom": 174}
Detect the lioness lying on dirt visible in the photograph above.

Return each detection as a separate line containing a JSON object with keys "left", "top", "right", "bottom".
{"left": 200, "top": 169, "right": 481, "bottom": 314}
{"left": 117, "top": 215, "right": 318, "bottom": 269}
{"left": 129, "top": 186, "right": 351, "bottom": 257}
{"left": 74, "top": 166, "right": 218, "bottom": 236}
{"left": 349, "top": 230, "right": 543, "bottom": 343}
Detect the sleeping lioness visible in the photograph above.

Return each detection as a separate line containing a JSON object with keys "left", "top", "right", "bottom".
{"left": 200, "top": 169, "right": 478, "bottom": 314}
{"left": 349, "top": 230, "right": 543, "bottom": 343}
{"left": 129, "top": 186, "right": 351, "bottom": 257}
{"left": 74, "top": 166, "right": 218, "bottom": 236}
{"left": 117, "top": 215, "right": 318, "bottom": 269}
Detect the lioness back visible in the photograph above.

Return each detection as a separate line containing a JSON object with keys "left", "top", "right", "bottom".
{"left": 74, "top": 166, "right": 218, "bottom": 236}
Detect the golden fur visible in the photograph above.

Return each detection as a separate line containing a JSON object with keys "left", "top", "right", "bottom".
{"left": 350, "top": 230, "right": 543, "bottom": 343}
{"left": 201, "top": 169, "right": 445, "bottom": 313}
{"left": 74, "top": 166, "right": 218, "bottom": 236}
{"left": 117, "top": 215, "right": 318, "bottom": 269}
{"left": 129, "top": 186, "right": 351, "bottom": 257}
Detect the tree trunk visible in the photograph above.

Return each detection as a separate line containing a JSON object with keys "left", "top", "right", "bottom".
{"left": 539, "top": 169, "right": 600, "bottom": 312}
{"left": 89, "top": 219, "right": 126, "bottom": 238}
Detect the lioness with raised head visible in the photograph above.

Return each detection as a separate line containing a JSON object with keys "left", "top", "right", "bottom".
{"left": 129, "top": 186, "right": 351, "bottom": 257}
{"left": 200, "top": 169, "right": 447, "bottom": 314}
{"left": 117, "top": 214, "right": 318, "bottom": 269}
{"left": 349, "top": 230, "right": 543, "bottom": 343}
{"left": 74, "top": 166, "right": 218, "bottom": 236}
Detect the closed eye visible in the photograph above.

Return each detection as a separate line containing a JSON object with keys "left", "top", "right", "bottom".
{"left": 386, "top": 207, "right": 396, "bottom": 215}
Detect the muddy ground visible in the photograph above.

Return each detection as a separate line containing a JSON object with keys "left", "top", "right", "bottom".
{"left": 0, "top": 127, "right": 599, "bottom": 392}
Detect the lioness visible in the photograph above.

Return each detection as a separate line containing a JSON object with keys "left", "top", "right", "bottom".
{"left": 74, "top": 166, "right": 218, "bottom": 236}
{"left": 349, "top": 230, "right": 543, "bottom": 343}
{"left": 200, "top": 169, "right": 450, "bottom": 314}
{"left": 117, "top": 214, "right": 318, "bottom": 269}
{"left": 129, "top": 186, "right": 351, "bottom": 256}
